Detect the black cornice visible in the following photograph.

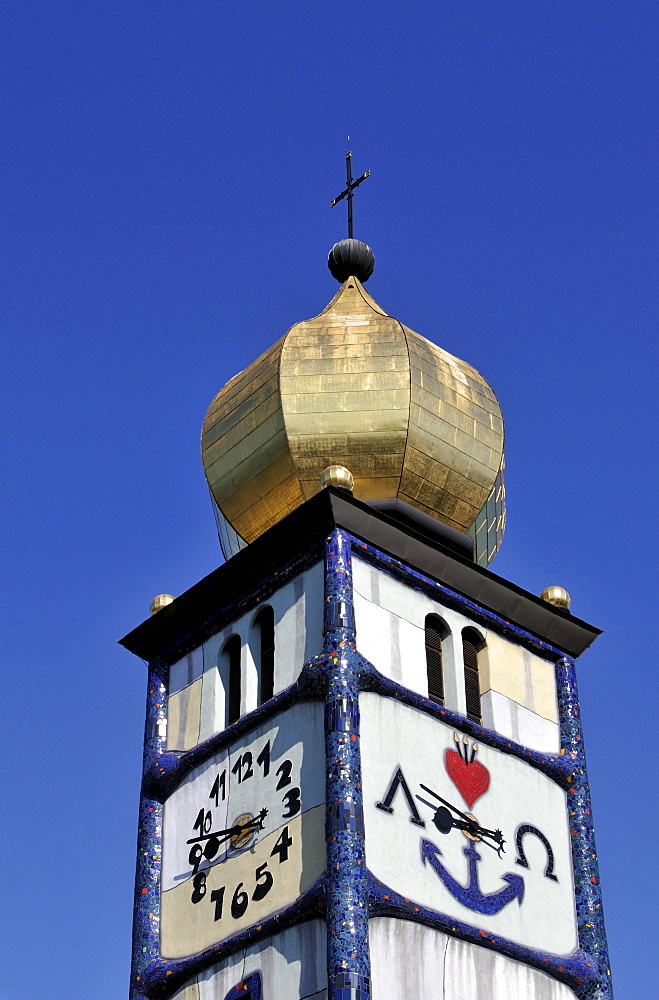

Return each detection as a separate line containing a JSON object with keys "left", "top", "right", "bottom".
{"left": 119, "top": 488, "right": 601, "bottom": 663}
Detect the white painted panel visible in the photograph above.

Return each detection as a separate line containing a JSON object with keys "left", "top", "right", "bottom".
{"left": 353, "top": 592, "right": 393, "bottom": 678}
{"left": 198, "top": 668, "right": 226, "bottom": 744}
{"left": 301, "top": 562, "right": 324, "bottom": 663}
{"left": 445, "top": 934, "right": 574, "bottom": 1000}
{"left": 353, "top": 555, "right": 560, "bottom": 735}
{"left": 193, "top": 920, "right": 326, "bottom": 999}
{"left": 481, "top": 690, "right": 559, "bottom": 754}
{"left": 369, "top": 918, "right": 574, "bottom": 1000}
{"left": 272, "top": 563, "right": 325, "bottom": 692}
{"left": 170, "top": 647, "right": 204, "bottom": 696}
{"left": 368, "top": 916, "right": 447, "bottom": 998}
{"left": 167, "top": 678, "right": 202, "bottom": 751}
{"left": 352, "top": 555, "right": 480, "bottom": 715}
{"left": 162, "top": 702, "right": 325, "bottom": 890}
{"left": 351, "top": 556, "right": 422, "bottom": 626}
{"left": 161, "top": 745, "right": 229, "bottom": 891}
{"left": 171, "top": 983, "right": 200, "bottom": 1000}
{"left": 161, "top": 806, "right": 324, "bottom": 958}
{"left": 397, "top": 619, "right": 426, "bottom": 689}
{"left": 361, "top": 695, "right": 577, "bottom": 957}
{"left": 161, "top": 703, "right": 326, "bottom": 957}
{"left": 243, "top": 632, "right": 259, "bottom": 717}
{"left": 190, "top": 562, "right": 324, "bottom": 745}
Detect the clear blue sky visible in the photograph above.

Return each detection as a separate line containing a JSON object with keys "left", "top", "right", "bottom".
{"left": 2, "top": 4, "right": 656, "bottom": 998}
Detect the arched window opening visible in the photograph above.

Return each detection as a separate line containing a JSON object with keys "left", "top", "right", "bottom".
{"left": 223, "top": 635, "right": 242, "bottom": 726}
{"left": 425, "top": 614, "right": 447, "bottom": 706}
{"left": 255, "top": 606, "right": 275, "bottom": 705}
{"left": 462, "top": 628, "right": 483, "bottom": 724}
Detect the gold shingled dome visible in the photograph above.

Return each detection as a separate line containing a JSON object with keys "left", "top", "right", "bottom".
{"left": 201, "top": 277, "right": 504, "bottom": 546}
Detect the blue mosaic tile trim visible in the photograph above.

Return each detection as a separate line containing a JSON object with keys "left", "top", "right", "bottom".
{"left": 360, "top": 668, "right": 572, "bottom": 788}
{"left": 156, "top": 545, "right": 323, "bottom": 668}
{"left": 330, "top": 969, "right": 370, "bottom": 1000}
{"left": 325, "top": 598, "right": 356, "bottom": 631}
{"left": 323, "top": 530, "right": 371, "bottom": 996}
{"left": 324, "top": 531, "right": 353, "bottom": 637}
{"left": 130, "top": 663, "right": 167, "bottom": 1000}
{"left": 367, "top": 872, "right": 599, "bottom": 997}
{"left": 556, "top": 656, "right": 613, "bottom": 1000}
{"left": 326, "top": 697, "right": 359, "bottom": 732}
{"left": 139, "top": 880, "right": 324, "bottom": 1000}
{"left": 347, "top": 535, "right": 568, "bottom": 661}
{"left": 329, "top": 800, "right": 365, "bottom": 836}
{"left": 224, "top": 971, "right": 262, "bottom": 999}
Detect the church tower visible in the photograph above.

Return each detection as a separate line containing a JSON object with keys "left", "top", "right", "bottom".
{"left": 122, "top": 200, "right": 613, "bottom": 999}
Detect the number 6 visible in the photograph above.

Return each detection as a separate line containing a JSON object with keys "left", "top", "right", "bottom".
{"left": 231, "top": 882, "right": 249, "bottom": 919}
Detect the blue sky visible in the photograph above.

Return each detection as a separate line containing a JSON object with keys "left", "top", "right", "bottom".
{"left": 2, "top": 4, "right": 656, "bottom": 998}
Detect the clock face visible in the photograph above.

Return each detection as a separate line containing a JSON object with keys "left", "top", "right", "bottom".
{"left": 360, "top": 694, "right": 577, "bottom": 957}
{"left": 160, "top": 702, "right": 325, "bottom": 958}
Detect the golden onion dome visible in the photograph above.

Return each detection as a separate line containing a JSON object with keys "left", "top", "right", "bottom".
{"left": 202, "top": 275, "right": 504, "bottom": 560}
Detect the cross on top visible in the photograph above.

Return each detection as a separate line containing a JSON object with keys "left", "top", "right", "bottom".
{"left": 330, "top": 142, "right": 370, "bottom": 239}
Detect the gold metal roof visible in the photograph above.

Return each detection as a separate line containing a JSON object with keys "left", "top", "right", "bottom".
{"left": 201, "top": 277, "right": 504, "bottom": 545}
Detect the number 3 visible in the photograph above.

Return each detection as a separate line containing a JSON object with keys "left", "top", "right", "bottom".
{"left": 282, "top": 787, "right": 301, "bottom": 818}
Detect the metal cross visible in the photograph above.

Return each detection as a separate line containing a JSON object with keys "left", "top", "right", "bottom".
{"left": 330, "top": 142, "right": 370, "bottom": 239}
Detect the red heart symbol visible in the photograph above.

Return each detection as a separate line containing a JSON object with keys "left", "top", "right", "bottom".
{"left": 444, "top": 749, "right": 490, "bottom": 809}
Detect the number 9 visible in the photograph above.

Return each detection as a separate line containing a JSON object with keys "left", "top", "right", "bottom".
{"left": 188, "top": 843, "right": 203, "bottom": 875}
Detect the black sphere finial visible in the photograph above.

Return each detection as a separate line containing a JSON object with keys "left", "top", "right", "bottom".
{"left": 328, "top": 239, "right": 375, "bottom": 283}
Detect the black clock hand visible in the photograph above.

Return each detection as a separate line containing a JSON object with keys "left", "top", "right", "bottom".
{"left": 472, "top": 822, "right": 505, "bottom": 848}
{"left": 186, "top": 807, "right": 268, "bottom": 844}
{"left": 418, "top": 783, "right": 476, "bottom": 827}
{"left": 417, "top": 784, "right": 505, "bottom": 856}
{"left": 416, "top": 795, "right": 465, "bottom": 833}
{"left": 432, "top": 806, "right": 504, "bottom": 857}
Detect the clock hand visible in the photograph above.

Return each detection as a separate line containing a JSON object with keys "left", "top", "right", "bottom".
{"left": 418, "top": 784, "right": 505, "bottom": 856}
{"left": 473, "top": 826, "right": 506, "bottom": 858}
{"left": 417, "top": 796, "right": 465, "bottom": 833}
{"left": 418, "top": 783, "right": 478, "bottom": 828}
{"left": 186, "top": 807, "right": 268, "bottom": 845}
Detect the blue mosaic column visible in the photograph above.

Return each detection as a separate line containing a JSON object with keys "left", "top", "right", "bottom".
{"left": 555, "top": 656, "right": 614, "bottom": 1000}
{"left": 323, "top": 530, "right": 371, "bottom": 1000}
{"left": 130, "top": 661, "right": 168, "bottom": 1000}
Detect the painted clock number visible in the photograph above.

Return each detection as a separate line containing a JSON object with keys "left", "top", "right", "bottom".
{"left": 275, "top": 759, "right": 292, "bottom": 789}
{"left": 230, "top": 740, "right": 273, "bottom": 785}
{"left": 198, "top": 744, "right": 287, "bottom": 836}
{"left": 193, "top": 808, "right": 213, "bottom": 837}
{"left": 186, "top": 739, "right": 298, "bottom": 882}
{"left": 271, "top": 825, "right": 293, "bottom": 862}
{"left": 232, "top": 751, "right": 254, "bottom": 783}
{"left": 188, "top": 843, "right": 203, "bottom": 875}
{"left": 282, "top": 787, "right": 301, "bottom": 818}
{"left": 231, "top": 883, "right": 249, "bottom": 919}
{"left": 256, "top": 740, "right": 271, "bottom": 777}
{"left": 191, "top": 871, "right": 207, "bottom": 903}
{"left": 252, "top": 862, "right": 274, "bottom": 901}
{"left": 210, "top": 886, "right": 225, "bottom": 920}
{"left": 195, "top": 826, "right": 293, "bottom": 923}
{"left": 209, "top": 771, "right": 226, "bottom": 806}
